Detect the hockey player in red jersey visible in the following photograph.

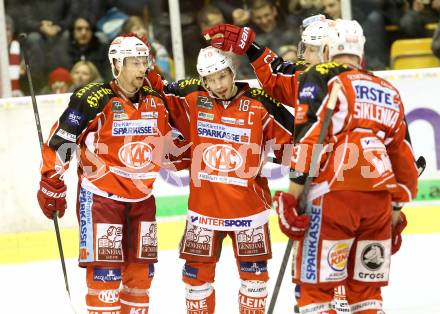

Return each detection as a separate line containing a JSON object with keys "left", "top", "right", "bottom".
{"left": 36, "top": 33, "right": 185, "bottom": 314}
{"left": 147, "top": 46, "right": 295, "bottom": 314}
{"left": 203, "top": 15, "right": 331, "bottom": 108}
{"left": 271, "top": 20, "right": 418, "bottom": 313}
{"left": 203, "top": 15, "right": 332, "bottom": 313}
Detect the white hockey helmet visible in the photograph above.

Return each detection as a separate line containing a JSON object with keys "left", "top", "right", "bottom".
{"left": 325, "top": 19, "right": 366, "bottom": 60}
{"left": 197, "top": 46, "right": 235, "bottom": 78}
{"left": 298, "top": 15, "right": 330, "bottom": 62}
{"left": 108, "top": 34, "right": 154, "bottom": 78}
{"left": 301, "top": 20, "right": 330, "bottom": 47}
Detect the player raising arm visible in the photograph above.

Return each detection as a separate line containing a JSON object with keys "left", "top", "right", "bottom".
{"left": 202, "top": 15, "right": 331, "bottom": 107}
{"left": 273, "top": 20, "right": 419, "bottom": 313}
{"left": 148, "top": 46, "right": 295, "bottom": 314}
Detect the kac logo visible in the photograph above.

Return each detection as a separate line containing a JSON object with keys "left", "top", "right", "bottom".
{"left": 118, "top": 142, "right": 153, "bottom": 169}
{"left": 202, "top": 144, "right": 243, "bottom": 172}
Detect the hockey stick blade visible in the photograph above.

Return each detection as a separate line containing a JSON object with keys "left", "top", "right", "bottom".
{"left": 416, "top": 156, "right": 426, "bottom": 176}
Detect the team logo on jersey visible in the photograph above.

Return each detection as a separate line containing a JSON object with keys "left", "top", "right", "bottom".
{"left": 299, "top": 83, "right": 319, "bottom": 101}
{"left": 96, "top": 224, "right": 123, "bottom": 262}
{"left": 202, "top": 144, "right": 243, "bottom": 172}
{"left": 137, "top": 222, "right": 157, "bottom": 259}
{"left": 112, "top": 100, "right": 124, "bottom": 113}
{"left": 198, "top": 111, "right": 214, "bottom": 120}
{"left": 235, "top": 226, "right": 268, "bottom": 256}
{"left": 197, "top": 96, "right": 214, "bottom": 109}
{"left": 98, "top": 289, "right": 119, "bottom": 303}
{"left": 65, "top": 108, "right": 84, "bottom": 126}
{"left": 361, "top": 243, "right": 385, "bottom": 271}
{"left": 181, "top": 224, "right": 214, "bottom": 257}
{"left": 118, "top": 142, "right": 153, "bottom": 169}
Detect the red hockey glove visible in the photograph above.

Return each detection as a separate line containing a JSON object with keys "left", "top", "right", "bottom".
{"left": 391, "top": 211, "right": 407, "bottom": 254}
{"left": 37, "top": 176, "right": 67, "bottom": 219}
{"left": 203, "top": 24, "right": 255, "bottom": 55}
{"left": 273, "top": 191, "right": 310, "bottom": 240}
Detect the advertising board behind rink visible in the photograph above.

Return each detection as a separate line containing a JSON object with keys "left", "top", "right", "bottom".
{"left": 0, "top": 67, "right": 439, "bottom": 234}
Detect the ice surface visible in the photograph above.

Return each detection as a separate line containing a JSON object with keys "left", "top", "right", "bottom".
{"left": 1, "top": 234, "right": 439, "bottom": 313}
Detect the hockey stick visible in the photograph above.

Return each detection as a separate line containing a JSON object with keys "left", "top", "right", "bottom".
{"left": 268, "top": 80, "right": 342, "bottom": 314}
{"left": 18, "top": 33, "right": 74, "bottom": 311}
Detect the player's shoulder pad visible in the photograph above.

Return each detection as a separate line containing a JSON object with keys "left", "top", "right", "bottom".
{"left": 304, "top": 62, "right": 350, "bottom": 79}
{"left": 164, "top": 78, "right": 205, "bottom": 96}
{"left": 71, "top": 82, "right": 115, "bottom": 110}
{"left": 246, "top": 88, "right": 293, "bottom": 133}
{"left": 246, "top": 88, "right": 284, "bottom": 108}
{"left": 294, "top": 60, "right": 309, "bottom": 71}
{"left": 141, "top": 85, "right": 163, "bottom": 99}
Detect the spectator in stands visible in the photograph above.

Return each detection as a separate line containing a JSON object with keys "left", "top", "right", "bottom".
{"left": 284, "top": 0, "right": 322, "bottom": 30}
{"left": 52, "top": 15, "right": 110, "bottom": 80}
{"left": 278, "top": 44, "right": 299, "bottom": 62}
{"left": 320, "top": 0, "right": 388, "bottom": 69}
{"left": 432, "top": 15, "right": 440, "bottom": 57}
{"left": 321, "top": 0, "right": 341, "bottom": 19}
{"left": 64, "top": 0, "right": 106, "bottom": 27}
{"left": 111, "top": 0, "right": 164, "bottom": 31}
{"left": 40, "top": 67, "right": 72, "bottom": 95}
{"left": 400, "top": 0, "right": 440, "bottom": 38}
{"left": 197, "top": 5, "right": 226, "bottom": 33}
{"left": 215, "top": 0, "right": 251, "bottom": 26}
{"left": 195, "top": 4, "right": 254, "bottom": 79}
{"left": 69, "top": 60, "right": 103, "bottom": 92}
{"left": 155, "top": 0, "right": 205, "bottom": 77}
{"left": 6, "top": 15, "right": 24, "bottom": 97}
{"left": 121, "top": 16, "right": 173, "bottom": 80}
{"left": 250, "top": 0, "right": 300, "bottom": 54}
{"left": 5, "top": 0, "right": 70, "bottom": 92}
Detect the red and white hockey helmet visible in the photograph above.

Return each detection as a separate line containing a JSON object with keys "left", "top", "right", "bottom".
{"left": 196, "top": 47, "right": 235, "bottom": 78}
{"left": 325, "top": 19, "right": 366, "bottom": 60}
{"left": 108, "top": 33, "right": 153, "bottom": 78}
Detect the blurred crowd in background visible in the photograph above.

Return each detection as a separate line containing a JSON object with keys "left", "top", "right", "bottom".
{"left": 4, "top": 0, "right": 440, "bottom": 97}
